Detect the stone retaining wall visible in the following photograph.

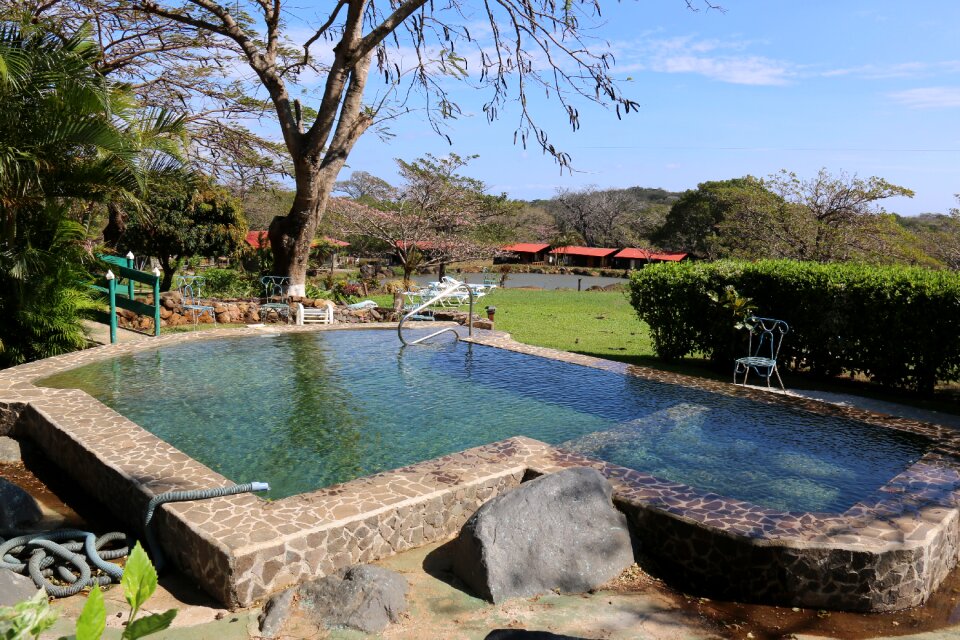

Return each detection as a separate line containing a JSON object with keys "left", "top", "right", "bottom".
{"left": 2, "top": 326, "right": 959, "bottom": 611}
{"left": 115, "top": 294, "right": 492, "bottom": 331}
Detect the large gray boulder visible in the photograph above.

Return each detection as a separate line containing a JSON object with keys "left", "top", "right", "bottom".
{"left": 0, "top": 569, "right": 41, "bottom": 607}
{"left": 297, "top": 564, "right": 408, "bottom": 634}
{"left": 0, "top": 478, "right": 41, "bottom": 531}
{"left": 452, "top": 467, "right": 634, "bottom": 603}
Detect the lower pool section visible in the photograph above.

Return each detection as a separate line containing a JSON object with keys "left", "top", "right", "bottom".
{"left": 40, "top": 329, "right": 930, "bottom": 511}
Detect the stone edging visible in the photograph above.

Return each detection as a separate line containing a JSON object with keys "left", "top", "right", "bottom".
{"left": 1, "top": 325, "right": 959, "bottom": 611}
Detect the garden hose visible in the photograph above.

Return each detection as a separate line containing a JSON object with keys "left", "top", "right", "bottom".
{"left": 143, "top": 482, "right": 270, "bottom": 573}
{"left": 0, "top": 530, "right": 130, "bottom": 597}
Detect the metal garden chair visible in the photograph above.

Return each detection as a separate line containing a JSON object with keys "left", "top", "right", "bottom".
{"left": 176, "top": 276, "right": 217, "bottom": 328}
{"left": 259, "top": 276, "right": 291, "bottom": 323}
{"left": 733, "top": 316, "right": 790, "bottom": 391}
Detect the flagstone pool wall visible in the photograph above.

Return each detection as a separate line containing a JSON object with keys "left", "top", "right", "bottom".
{"left": 2, "top": 325, "right": 959, "bottom": 611}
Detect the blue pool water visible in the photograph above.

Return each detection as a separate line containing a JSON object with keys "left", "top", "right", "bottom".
{"left": 39, "top": 330, "right": 931, "bottom": 510}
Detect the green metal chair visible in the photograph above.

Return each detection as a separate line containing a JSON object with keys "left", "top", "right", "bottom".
{"left": 259, "top": 276, "right": 291, "bottom": 323}
{"left": 176, "top": 276, "right": 217, "bottom": 327}
{"left": 734, "top": 316, "right": 790, "bottom": 391}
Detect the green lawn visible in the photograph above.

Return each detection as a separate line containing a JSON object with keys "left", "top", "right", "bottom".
{"left": 486, "top": 288, "right": 655, "bottom": 361}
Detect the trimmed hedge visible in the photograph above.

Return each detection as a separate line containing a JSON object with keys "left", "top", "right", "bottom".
{"left": 628, "top": 260, "right": 960, "bottom": 392}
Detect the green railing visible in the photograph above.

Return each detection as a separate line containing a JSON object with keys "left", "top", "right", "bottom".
{"left": 90, "top": 253, "right": 161, "bottom": 344}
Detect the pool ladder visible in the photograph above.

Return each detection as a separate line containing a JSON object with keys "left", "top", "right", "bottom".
{"left": 398, "top": 280, "right": 474, "bottom": 346}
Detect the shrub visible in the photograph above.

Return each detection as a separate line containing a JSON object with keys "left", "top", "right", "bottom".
{"left": 201, "top": 268, "right": 258, "bottom": 298}
{"left": 629, "top": 260, "right": 960, "bottom": 393}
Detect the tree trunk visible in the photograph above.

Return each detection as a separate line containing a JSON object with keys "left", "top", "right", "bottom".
{"left": 159, "top": 256, "right": 176, "bottom": 292}
{"left": 268, "top": 168, "right": 335, "bottom": 296}
{"left": 102, "top": 203, "right": 126, "bottom": 247}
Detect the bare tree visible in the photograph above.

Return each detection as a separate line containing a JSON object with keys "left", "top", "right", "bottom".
{"left": 20, "top": 0, "right": 715, "bottom": 293}
{"left": 334, "top": 171, "right": 397, "bottom": 204}
{"left": 550, "top": 186, "right": 644, "bottom": 247}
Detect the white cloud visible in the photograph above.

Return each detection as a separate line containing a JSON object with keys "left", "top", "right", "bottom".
{"left": 888, "top": 87, "right": 960, "bottom": 109}
{"left": 824, "top": 61, "right": 960, "bottom": 80}
{"left": 650, "top": 54, "right": 791, "bottom": 86}
{"left": 611, "top": 35, "right": 793, "bottom": 86}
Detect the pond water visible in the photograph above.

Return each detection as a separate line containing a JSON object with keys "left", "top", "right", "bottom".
{"left": 39, "top": 330, "right": 930, "bottom": 510}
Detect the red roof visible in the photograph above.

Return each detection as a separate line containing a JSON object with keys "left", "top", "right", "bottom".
{"left": 502, "top": 242, "right": 550, "bottom": 254}
{"left": 613, "top": 248, "right": 687, "bottom": 261}
{"left": 245, "top": 231, "right": 349, "bottom": 249}
{"left": 548, "top": 246, "right": 618, "bottom": 257}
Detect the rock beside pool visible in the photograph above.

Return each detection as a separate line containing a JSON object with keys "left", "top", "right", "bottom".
{"left": 451, "top": 467, "right": 634, "bottom": 603}
{"left": 0, "top": 436, "right": 23, "bottom": 463}
{"left": 0, "top": 478, "right": 42, "bottom": 531}
{"left": 0, "top": 569, "right": 41, "bottom": 607}
{"left": 257, "top": 588, "right": 295, "bottom": 639}
{"left": 296, "top": 565, "right": 408, "bottom": 634}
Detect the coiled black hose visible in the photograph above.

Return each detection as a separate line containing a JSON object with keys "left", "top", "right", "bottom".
{"left": 0, "top": 482, "right": 269, "bottom": 596}
{"left": 0, "top": 530, "right": 129, "bottom": 597}
{"left": 143, "top": 482, "right": 269, "bottom": 573}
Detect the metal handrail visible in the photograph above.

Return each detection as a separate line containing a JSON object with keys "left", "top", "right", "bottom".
{"left": 398, "top": 280, "right": 474, "bottom": 346}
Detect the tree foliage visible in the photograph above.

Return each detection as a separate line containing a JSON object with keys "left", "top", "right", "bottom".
{"left": 653, "top": 170, "right": 916, "bottom": 263}
{"left": 549, "top": 185, "right": 671, "bottom": 248}
{"left": 0, "top": 20, "right": 179, "bottom": 366}
{"left": 121, "top": 173, "right": 247, "bottom": 290}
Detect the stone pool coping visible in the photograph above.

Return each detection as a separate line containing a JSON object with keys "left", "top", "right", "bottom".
{"left": 2, "top": 324, "right": 959, "bottom": 611}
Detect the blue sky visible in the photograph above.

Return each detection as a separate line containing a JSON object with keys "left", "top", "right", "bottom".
{"left": 316, "top": 1, "right": 960, "bottom": 215}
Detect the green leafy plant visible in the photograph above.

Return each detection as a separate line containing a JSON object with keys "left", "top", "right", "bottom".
{"left": 74, "top": 542, "right": 176, "bottom": 640}
{"left": 706, "top": 284, "right": 757, "bottom": 365}
{"left": 201, "top": 268, "right": 258, "bottom": 298}
{"left": 0, "top": 541, "right": 176, "bottom": 640}
{"left": 0, "top": 590, "right": 58, "bottom": 640}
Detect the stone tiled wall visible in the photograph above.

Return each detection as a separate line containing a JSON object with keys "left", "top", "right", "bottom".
{"left": 3, "top": 325, "right": 960, "bottom": 611}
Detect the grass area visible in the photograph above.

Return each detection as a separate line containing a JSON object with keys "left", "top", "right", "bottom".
{"left": 488, "top": 288, "right": 654, "bottom": 360}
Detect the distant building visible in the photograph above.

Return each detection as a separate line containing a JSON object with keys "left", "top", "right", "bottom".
{"left": 498, "top": 242, "right": 551, "bottom": 264}
{"left": 548, "top": 246, "right": 618, "bottom": 268}
{"left": 611, "top": 248, "right": 688, "bottom": 270}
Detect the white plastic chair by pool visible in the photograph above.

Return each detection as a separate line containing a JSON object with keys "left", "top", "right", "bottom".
{"left": 296, "top": 301, "right": 336, "bottom": 325}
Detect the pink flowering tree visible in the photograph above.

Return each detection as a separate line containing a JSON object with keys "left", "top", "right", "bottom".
{"left": 333, "top": 154, "right": 513, "bottom": 286}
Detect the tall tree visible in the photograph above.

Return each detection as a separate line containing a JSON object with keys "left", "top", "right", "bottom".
{"left": 334, "top": 171, "right": 397, "bottom": 204}
{"left": 763, "top": 169, "right": 914, "bottom": 262}
{"left": 24, "top": 0, "right": 715, "bottom": 294}
{"left": 548, "top": 185, "right": 665, "bottom": 247}
{"left": 653, "top": 177, "right": 777, "bottom": 259}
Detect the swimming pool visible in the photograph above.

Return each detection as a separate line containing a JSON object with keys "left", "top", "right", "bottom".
{"left": 39, "top": 329, "right": 931, "bottom": 511}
